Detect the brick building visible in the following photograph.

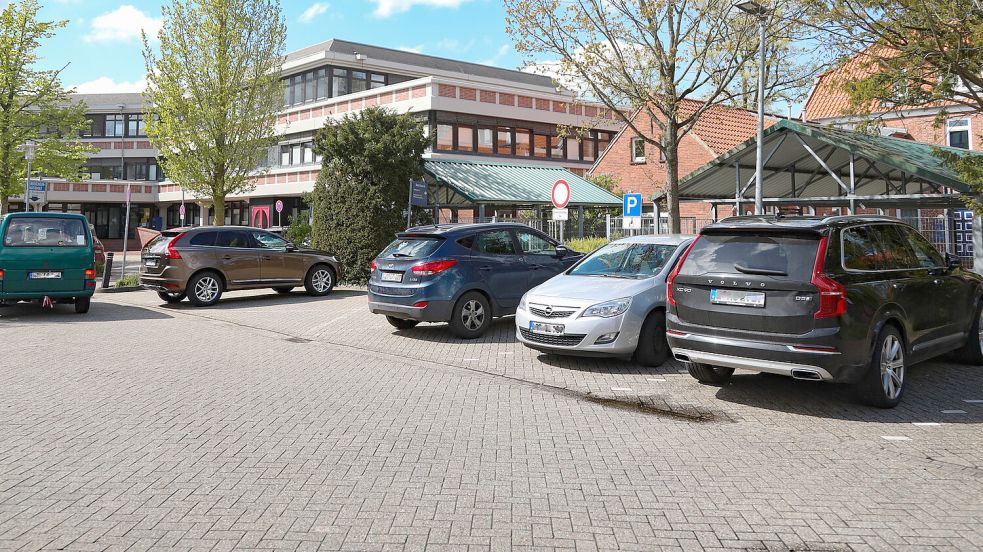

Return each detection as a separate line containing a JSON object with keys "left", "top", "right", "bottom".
{"left": 13, "top": 39, "right": 622, "bottom": 249}
{"left": 589, "top": 100, "right": 778, "bottom": 225}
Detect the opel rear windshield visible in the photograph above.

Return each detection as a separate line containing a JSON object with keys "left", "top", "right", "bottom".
{"left": 2, "top": 217, "right": 88, "bottom": 247}
{"left": 380, "top": 237, "right": 442, "bottom": 259}
{"left": 680, "top": 233, "right": 820, "bottom": 281}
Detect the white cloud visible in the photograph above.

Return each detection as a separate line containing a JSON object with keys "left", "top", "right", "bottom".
{"left": 299, "top": 2, "right": 329, "bottom": 23}
{"left": 371, "top": 0, "right": 469, "bottom": 18}
{"left": 71, "top": 77, "right": 147, "bottom": 94}
{"left": 480, "top": 44, "right": 511, "bottom": 67}
{"left": 84, "top": 5, "right": 162, "bottom": 43}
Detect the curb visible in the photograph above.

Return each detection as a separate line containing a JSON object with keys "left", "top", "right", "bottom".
{"left": 96, "top": 286, "right": 145, "bottom": 294}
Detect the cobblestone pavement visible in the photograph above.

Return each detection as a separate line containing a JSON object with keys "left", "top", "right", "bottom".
{"left": 1, "top": 288, "right": 981, "bottom": 551}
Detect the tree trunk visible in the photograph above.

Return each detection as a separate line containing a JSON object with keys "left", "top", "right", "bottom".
{"left": 212, "top": 194, "right": 226, "bottom": 225}
{"left": 664, "top": 119, "right": 682, "bottom": 234}
{"left": 0, "top": 197, "right": 7, "bottom": 216}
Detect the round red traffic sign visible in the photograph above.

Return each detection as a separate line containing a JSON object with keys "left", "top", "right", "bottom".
{"left": 551, "top": 179, "right": 570, "bottom": 209}
{"left": 275, "top": 200, "right": 284, "bottom": 213}
{"left": 178, "top": 204, "right": 185, "bottom": 216}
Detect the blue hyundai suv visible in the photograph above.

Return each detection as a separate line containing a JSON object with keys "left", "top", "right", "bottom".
{"left": 368, "top": 223, "right": 582, "bottom": 338}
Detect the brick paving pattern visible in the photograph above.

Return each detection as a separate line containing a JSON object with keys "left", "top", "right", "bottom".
{"left": 1, "top": 288, "right": 981, "bottom": 551}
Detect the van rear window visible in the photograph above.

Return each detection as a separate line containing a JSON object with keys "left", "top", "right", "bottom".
{"left": 3, "top": 217, "right": 88, "bottom": 247}
{"left": 680, "top": 233, "right": 820, "bottom": 281}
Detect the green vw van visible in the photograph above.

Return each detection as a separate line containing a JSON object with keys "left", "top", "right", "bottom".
{"left": 0, "top": 212, "right": 97, "bottom": 313}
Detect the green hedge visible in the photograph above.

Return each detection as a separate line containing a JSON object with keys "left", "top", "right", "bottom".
{"left": 565, "top": 237, "right": 609, "bottom": 254}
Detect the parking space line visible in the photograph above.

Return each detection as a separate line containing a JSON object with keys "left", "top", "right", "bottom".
{"left": 881, "top": 436, "right": 911, "bottom": 441}
{"left": 963, "top": 399, "right": 983, "bottom": 404}
{"left": 912, "top": 422, "right": 941, "bottom": 427}
{"left": 611, "top": 387, "right": 632, "bottom": 392}
{"left": 463, "top": 358, "right": 479, "bottom": 362}
{"left": 941, "top": 409, "right": 967, "bottom": 414}
{"left": 647, "top": 378, "right": 666, "bottom": 382}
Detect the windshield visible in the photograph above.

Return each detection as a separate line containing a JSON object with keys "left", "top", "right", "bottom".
{"left": 380, "top": 237, "right": 442, "bottom": 259}
{"left": 3, "top": 217, "right": 88, "bottom": 247}
{"left": 569, "top": 242, "right": 678, "bottom": 279}
{"left": 680, "top": 233, "right": 819, "bottom": 281}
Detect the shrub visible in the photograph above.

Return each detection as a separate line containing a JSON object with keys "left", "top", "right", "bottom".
{"left": 565, "top": 237, "right": 609, "bottom": 254}
{"left": 115, "top": 273, "right": 140, "bottom": 287}
{"left": 284, "top": 215, "right": 311, "bottom": 245}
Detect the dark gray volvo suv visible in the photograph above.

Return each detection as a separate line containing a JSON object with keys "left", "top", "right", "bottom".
{"left": 666, "top": 215, "right": 983, "bottom": 407}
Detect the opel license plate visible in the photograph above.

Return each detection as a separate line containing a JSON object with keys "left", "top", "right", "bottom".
{"left": 529, "top": 321, "right": 564, "bottom": 335}
{"left": 710, "top": 288, "right": 765, "bottom": 308}
{"left": 29, "top": 271, "right": 62, "bottom": 279}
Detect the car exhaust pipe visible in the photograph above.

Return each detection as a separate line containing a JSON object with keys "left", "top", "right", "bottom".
{"left": 674, "top": 353, "right": 690, "bottom": 363}
{"left": 790, "top": 369, "right": 822, "bottom": 381}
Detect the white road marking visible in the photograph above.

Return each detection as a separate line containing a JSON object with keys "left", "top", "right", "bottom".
{"left": 463, "top": 358, "right": 479, "bottom": 362}
{"left": 647, "top": 378, "right": 667, "bottom": 382}
{"left": 498, "top": 352, "right": 512, "bottom": 355}
{"left": 963, "top": 399, "right": 983, "bottom": 404}
{"left": 881, "top": 436, "right": 911, "bottom": 441}
{"left": 941, "top": 409, "right": 967, "bottom": 414}
{"left": 912, "top": 422, "right": 941, "bottom": 427}
{"left": 611, "top": 387, "right": 633, "bottom": 392}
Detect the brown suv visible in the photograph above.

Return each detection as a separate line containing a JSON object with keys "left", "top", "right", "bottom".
{"left": 140, "top": 226, "right": 343, "bottom": 307}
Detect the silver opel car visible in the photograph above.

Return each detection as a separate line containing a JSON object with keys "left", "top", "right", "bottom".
{"left": 515, "top": 235, "right": 695, "bottom": 365}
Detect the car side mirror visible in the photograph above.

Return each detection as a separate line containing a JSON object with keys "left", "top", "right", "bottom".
{"left": 556, "top": 245, "right": 568, "bottom": 258}
{"left": 285, "top": 243, "right": 298, "bottom": 252}
{"left": 945, "top": 252, "right": 960, "bottom": 270}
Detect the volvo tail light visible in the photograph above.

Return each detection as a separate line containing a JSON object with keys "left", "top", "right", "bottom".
{"left": 411, "top": 259, "right": 457, "bottom": 276}
{"left": 811, "top": 236, "right": 847, "bottom": 319}
{"left": 165, "top": 232, "right": 186, "bottom": 259}
{"left": 666, "top": 237, "right": 701, "bottom": 306}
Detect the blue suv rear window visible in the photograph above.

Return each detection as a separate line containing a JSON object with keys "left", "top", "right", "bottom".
{"left": 381, "top": 238, "right": 441, "bottom": 259}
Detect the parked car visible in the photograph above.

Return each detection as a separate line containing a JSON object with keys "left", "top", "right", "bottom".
{"left": 0, "top": 212, "right": 97, "bottom": 313}
{"left": 368, "top": 223, "right": 583, "bottom": 338}
{"left": 140, "top": 226, "right": 343, "bottom": 307}
{"left": 666, "top": 215, "right": 983, "bottom": 407}
{"left": 90, "top": 226, "right": 105, "bottom": 266}
{"left": 516, "top": 235, "right": 694, "bottom": 365}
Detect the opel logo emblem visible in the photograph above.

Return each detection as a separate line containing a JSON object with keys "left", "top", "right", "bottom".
{"left": 544, "top": 305, "right": 553, "bottom": 315}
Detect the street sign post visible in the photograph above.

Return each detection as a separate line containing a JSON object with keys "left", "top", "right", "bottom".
{"left": 26, "top": 180, "right": 47, "bottom": 210}
{"left": 407, "top": 179, "right": 428, "bottom": 229}
{"left": 551, "top": 179, "right": 570, "bottom": 209}
{"left": 120, "top": 183, "right": 132, "bottom": 280}
{"left": 622, "top": 192, "right": 643, "bottom": 231}
{"left": 275, "top": 199, "right": 284, "bottom": 227}
{"left": 179, "top": 203, "right": 186, "bottom": 223}
{"left": 552, "top": 208, "right": 569, "bottom": 221}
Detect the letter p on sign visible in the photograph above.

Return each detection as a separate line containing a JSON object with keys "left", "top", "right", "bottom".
{"left": 623, "top": 193, "right": 643, "bottom": 217}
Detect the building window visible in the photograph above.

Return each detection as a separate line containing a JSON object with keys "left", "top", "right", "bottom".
{"left": 631, "top": 137, "right": 646, "bottom": 163}
{"left": 566, "top": 137, "right": 581, "bottom": 161}
{"left": 303, "top": 142, "right": 315, "bottom": 164}
{"left": 127, "top": 114, "right": 144, "bottom": 137}
{"left": 948, "top": 118, "right": 971, "bottom": 149}
{"left": 332, "top": 68, "right": 348, "bottom": 97}
{"left": 477, "top": 127, "right": 495, "bottom": 154}
{"left": 370, "top": 73, "right": 386, "bottom": 89}
{"left": 292, "top": 76, "right": 303, "bottom": 105}
{"left": 436, "top": 124, "right": 454, "bottom": 151}
{"left": 351, "top": 71, "right": 368, "bottom": 93}
{"left": 456, "top": 125, "right": 475, "bottom": 152}
{"left": 315, "top": 68, "right": 328, "bottom": 100}
{"left": 549, "top": 136, "right": 564, "bottom": 159}
{"left": 280, "top": 145, "right": 291, "bottom": 166}
{"left": 533, "top": 133, "right": 548, "bottom": 158}
{"left": 582, "top": 134, "right": 596, "bottom": 162}
{"left": 597, "top": 131, "right": 611, "bottom": 157}
{"left": 304, "top": 72, "right": 316, "bottom": 103}
{"left": 496, "top": 127, "right": 513, "bottom": 155}
{"left": 515, "top": 128, "right": 531, "bottom": 156}
{"left": 105, "top": 114, "right": 124, "bottom": 137}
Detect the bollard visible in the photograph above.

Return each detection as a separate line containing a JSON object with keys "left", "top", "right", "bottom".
{"left": 102, "top": 252, "right": 114, "bottom": 289}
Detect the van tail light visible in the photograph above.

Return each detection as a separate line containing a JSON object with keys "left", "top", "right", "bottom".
{"left": 666, "top": 237, "right": 701, "bottom": 306}
{"left": 0, "top": 268, "right": 4, "bottom": 280}
{"left": 812, "top": 236, "right": 847, "bottom": 319}
{"left": 411, "top": 259, "right": 457, "bottom": 276}
{"left": 165, "top": 232, "right": 186, "bottom": 259}
{"left": 84, "top": 268, "right": 96, "bottom": 280}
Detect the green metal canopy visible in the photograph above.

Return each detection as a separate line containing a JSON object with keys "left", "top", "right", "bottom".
{"left": 423, "top": 158, "right": 622, "bottom": 207}
{"left": 674, "top": 119, "right": 976, "bottom": 207}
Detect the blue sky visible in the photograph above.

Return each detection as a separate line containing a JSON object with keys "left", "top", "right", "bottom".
{"left": 36, "top": 0, "right": 523, "bottom": 93}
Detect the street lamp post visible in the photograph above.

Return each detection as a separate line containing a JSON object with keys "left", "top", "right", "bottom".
{"left": 19, "top": 140, "right": 38, "bottom": 212}
{"left": 736, "top": 0, "right": 770, "bottom": 216}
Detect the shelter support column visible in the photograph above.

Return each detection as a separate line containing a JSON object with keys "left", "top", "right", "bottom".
{"left": 974, "top": 213, "right": 983, "bottom": 276}
{"left": 578, "top": 206, "right": 584, "bottom": 239}
{"left": 654, "top": 202, "right": 661, "bottom": 234}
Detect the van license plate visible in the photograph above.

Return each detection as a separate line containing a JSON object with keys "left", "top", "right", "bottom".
{"left": 529, "top": 321, "right": 564, "bottom": 335}
{"left": 29, "top": 271, "right": 62, "bottom": 279}
{"left": 711, "top": 289, "right": 765, "bottom": 308}
{"left": 381, "top": 272, "right": 402, "bottom": 282}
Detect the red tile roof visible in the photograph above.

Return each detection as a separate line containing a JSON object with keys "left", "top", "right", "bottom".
{"left": 803, "top": 52, "right": 883, "bottom": 121}
{"left": 679, "top": 99, "right": 776, "bottom": 154}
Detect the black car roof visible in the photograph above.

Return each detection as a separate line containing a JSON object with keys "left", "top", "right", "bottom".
{"left": 399, "top": 222, "right": 532, "bottom": 237}
{"left": 703, "top": 214, "right": 907, "bottom": 234}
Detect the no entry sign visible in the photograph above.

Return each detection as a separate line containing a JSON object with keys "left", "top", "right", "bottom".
{"left": 551, "top": 179, "right": 570, "bottom": 209}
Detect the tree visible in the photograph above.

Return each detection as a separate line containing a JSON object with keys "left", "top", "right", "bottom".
{"left": 0, "top": 0, "right": 92, "bottom": 215}
{"left": 143, "top": 0, "right": 286, "bottom": 224}
{"left": 506, "top": 0, "right": 823, "bottom": 232}
{"left": 811, "top": 0, "right": 983, "bottom": 212}
{"left": 309, "top": 108, "right": 430, "bottom": 285}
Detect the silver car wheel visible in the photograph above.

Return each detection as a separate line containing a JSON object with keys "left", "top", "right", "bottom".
{"left": 312, "top": 268, "right": 332, "bottom": 293}
{"left": 195, "top": 276, "right": 220, "bottom": 303}
{"left": 461, "top": 300, "right": 484, "bottom": 331}
{"left": 977, "top": 309, "right": 983, "bottom": 354}
{"left": 880, "top": 334, "right": 904, "bottom": 400}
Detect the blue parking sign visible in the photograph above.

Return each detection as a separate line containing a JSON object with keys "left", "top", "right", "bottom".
{"left": 623, "top": 193, "right": 643, "bottom": 217}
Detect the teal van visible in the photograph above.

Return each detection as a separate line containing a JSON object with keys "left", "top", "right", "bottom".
{"left": 0, "top": 212, "right": 97, "bottom": 313}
